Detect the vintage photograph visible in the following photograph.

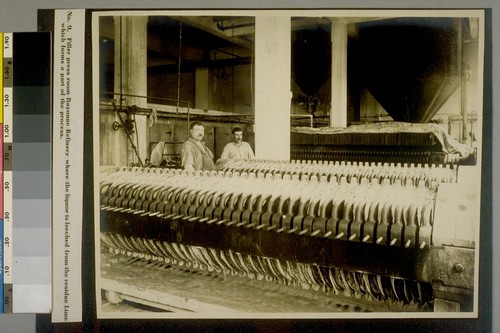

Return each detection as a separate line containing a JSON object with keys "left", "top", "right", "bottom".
{"left": 93, "top": 9, "right": 484, "bottom": 318}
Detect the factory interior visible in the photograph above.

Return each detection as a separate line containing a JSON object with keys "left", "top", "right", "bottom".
{"left": 97, "top": 13, "right": 482, "bottom": 314}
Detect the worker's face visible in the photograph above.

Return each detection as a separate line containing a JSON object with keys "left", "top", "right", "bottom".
{"left": 232, "top": 131, "right": 243, "bottom": 144}
{"left": 190, "top": 125, "right": 205, "bottom": 141}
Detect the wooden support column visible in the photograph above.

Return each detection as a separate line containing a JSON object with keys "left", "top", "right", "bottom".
{"left": 254, "top": 16, "right": 291, "bottom": 160}
{"left": 113, "top": 16, "right": 148, "bottom": 166}
{"left": 330, "top": 19, "right": 348, "bottom": 128}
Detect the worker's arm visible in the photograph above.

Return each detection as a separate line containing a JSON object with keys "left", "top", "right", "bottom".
{"left": 181, "top": 142, "right": 196, "bottom": 171}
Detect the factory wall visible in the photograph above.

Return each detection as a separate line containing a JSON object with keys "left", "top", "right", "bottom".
{"left": 94, "top": 62, "right": 255, "bottom": 167}
{"left": 147, "top": 69, "right": 196, "bottom": 108}
{"left": 147, "top": 63, "right": 253, "bottom": 114}
{"left": 209, "top": 64, "right": 253, "bottom": 115}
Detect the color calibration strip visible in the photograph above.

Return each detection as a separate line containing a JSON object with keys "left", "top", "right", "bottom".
{"left": 0, "top": 32, "right": 4, "bottom": 314}
{"left": 3, "top": 32, "right": 13, "bottom": 313}
{"left": 12, "top": 32, "right": 51, "bottom": 313}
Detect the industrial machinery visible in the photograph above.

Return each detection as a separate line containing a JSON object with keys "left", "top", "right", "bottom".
{"left": 290, "top": 122, "right": 476, "bottom": 165}
{"left": 97, "top": 16, "right": 480, "bottom": 315}
{"left": 98, "top": 158, "right": 478, "bottom": 313}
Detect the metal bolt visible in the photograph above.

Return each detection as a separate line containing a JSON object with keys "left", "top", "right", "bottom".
{"left": 454, "top": 264, "right": 465, "bottom": 273}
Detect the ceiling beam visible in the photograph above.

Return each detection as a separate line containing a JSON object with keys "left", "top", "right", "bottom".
{"left": 174, "top": 16, "right": 254, "bottom": 50}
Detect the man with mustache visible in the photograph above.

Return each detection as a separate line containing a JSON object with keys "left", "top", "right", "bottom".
{"left": 180, "top": 122, "right": 215, "bottom": 171}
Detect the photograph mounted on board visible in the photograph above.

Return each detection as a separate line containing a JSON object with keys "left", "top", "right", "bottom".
{"left": 92, "top": 9, "right": 485, "bottom": 319}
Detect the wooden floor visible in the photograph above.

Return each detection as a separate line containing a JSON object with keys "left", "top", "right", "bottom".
{"left": 99, "top": 251, "right": 425, "bottom": 314}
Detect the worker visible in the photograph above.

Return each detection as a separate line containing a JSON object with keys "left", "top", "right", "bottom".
{"left": 220, "top": 127, "right": 255, "bottom": 161}
{"left": 180, "top": 122, "right": 215, "bottom": 171}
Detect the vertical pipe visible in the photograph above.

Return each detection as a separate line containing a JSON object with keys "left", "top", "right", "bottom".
{"left": 459, "top": 18, "right": 469, "bottom": 144}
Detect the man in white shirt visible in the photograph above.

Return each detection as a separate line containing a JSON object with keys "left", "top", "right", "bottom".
{"left": 220, "top": 127, "right": 255, "bottom": 160}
